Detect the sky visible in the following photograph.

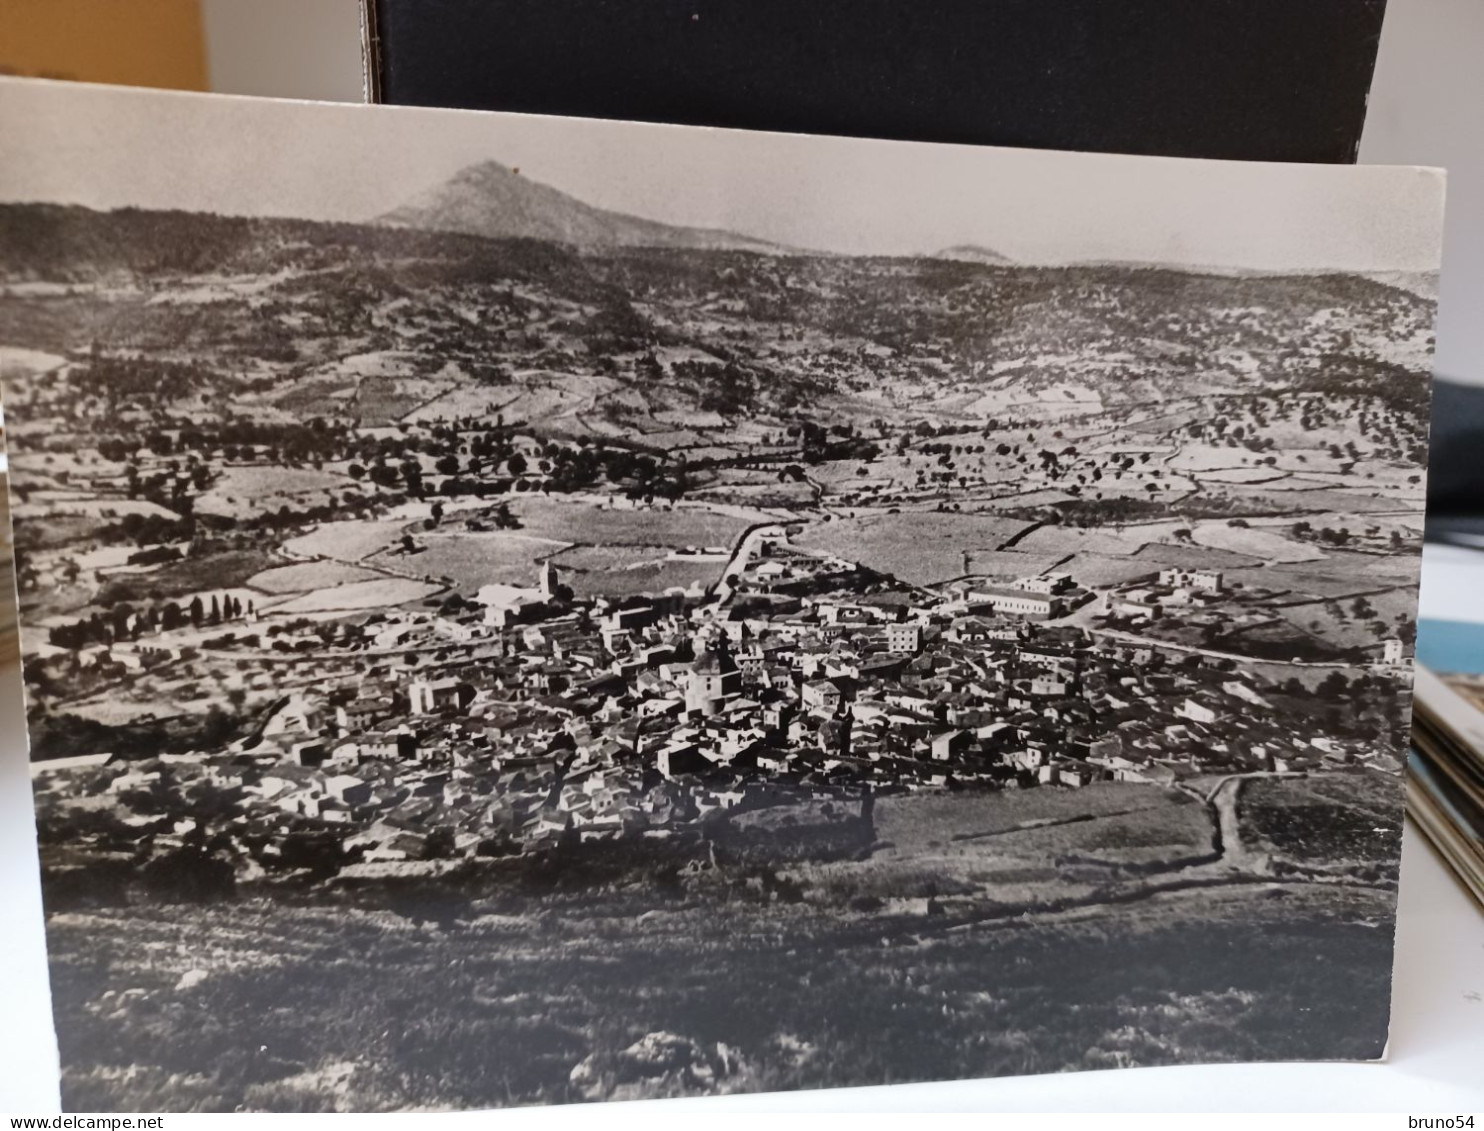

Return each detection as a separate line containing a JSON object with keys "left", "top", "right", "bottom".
{"left": 0, "top": 77, "right": 1448, "bottom": 272}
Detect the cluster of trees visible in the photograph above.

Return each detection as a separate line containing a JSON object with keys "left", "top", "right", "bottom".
{"left": 28, "top": 704, "right": 247, "bottom": 763}
{"left": 1274, "top": 668, "right": 1410, "bottom": 747}
{"left": 48, "top": 591, "right": 254, "bottom": 649}
{"left": 788, "top": 421, "right": 881, "bottom": 466}
{"left": 1291, "top": 521, "right": 1356, "bottom": 547}
{"left": 71, "top": 354, "right": 210, "bottom": 404}
{"left": 341, "top": 439, "right": 697, "bottom": 502}
{"left": 465, "top": 502, "right": 522, "bottom": 531}
{"left": 100, "top": 511, "right": 192, "bottom": 547}
{"left": 1017, "top": 495, "right": 1174, "bottom": 528}
{"left": 98, "top": 416, "right": 353, "bottom": 464}
{"left": 666, "top": 358, "right": 761, "bottom": 415}
{"left": 607, "top": 450, "right": 690, "bottom": 502}
{"left": 1290, "top": 520, "right": 1410, "bottom": 553}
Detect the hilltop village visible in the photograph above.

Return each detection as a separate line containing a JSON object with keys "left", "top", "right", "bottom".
{"left": 28, "top": 520, "right": 1409, "bottom": 870}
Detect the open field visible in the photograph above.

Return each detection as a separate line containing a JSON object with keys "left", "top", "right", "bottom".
{"left": 95, "top": 549, "right": 280, "bottom": 606}
{"left": 1220, "top": 484, "right": 1418, "bottom": 513}
{"left": 1013, "top": 524, "right": 1184, "bottom": 558}
{"left": 1131, "top": 543, "right": 1264, "bottom": 570}
{"left": 1239, "top": 776, "right": 1403, "bottom": 864}
{"left": 1188, "top": 522, "right": 1321, "bottom": 564}
{"left": 1268, "top": 587, "right": 1419, "bottom": 651}
{"left": 563, "top": 558, "right": 722, "bottom": 599}
{"left": 352, "top": 375, "right": 460, "bottom": 424}
{"left": 405, "top": 532, "right": 571, "bottom": 590}
{"left": 246, "top": 560, "right": 387, "bottom": 595}
{"left": 1047, "top": 553, "right": 1162, "bottom": 587}
{"left": 406, "top": 376, "right": 616, "bottom": 427}
{"left": 810, "top": 785, "right": 1216, "bottom": 905}
{"left": 42, "top": 852, "right": 1396, "bottom": 1111}
{"left": 196, "top": 466, "right": 351, "bottom": 519}
{"left": 270, "top": 578, "right": 442, "bottom": 614}
{"left": 11, "top": 498, "right": 180, "bottom": 523}
{"left": 962, "top": 550, "right": 1070, "bottom": 580}
{"left": 795, "top": 512, "right": 1034, "bottom": 586}
{"left": 549, "top": 545, "right": 670, "bottom": 573}
{"left": 283, "top": 521, "right": 408, "bottom": 564}
{"left": 875, "top": 782, "right": 1174, "bottom": 840}
{"left": 508, "top": 498, "right": 756, "bottom": 549}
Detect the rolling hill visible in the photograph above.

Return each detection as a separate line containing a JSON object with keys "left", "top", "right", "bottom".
{"left": 379, "top": 160, "right": 784, "bottom": 254}
{"left": 934, "top": 244, "right": 1014, "bottom": 266}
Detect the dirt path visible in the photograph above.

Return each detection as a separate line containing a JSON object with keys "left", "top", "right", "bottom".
{"left": 921, "top": 770, "right": 1379, "bottom": 939}
{"left": 710, "top": 522, "right": 787, "bottom": 602}
{"left": 930, "top": 872, "right": 1390, "bottom": 940}
{"left": 1176, "top": 770, "right": 1306, "bottom": 871}
{"left": 950, "top": 805, "right": 1158, "bottom": 843}
{"left": 1206, "top": 774, "right": 1263, "bottom": 871}
{"left": 1084, "top": 623, "right": 1367, "bottom": 670}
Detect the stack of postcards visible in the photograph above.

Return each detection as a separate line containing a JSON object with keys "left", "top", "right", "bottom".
{"left": 1410, "top": 620, "right": 1484, "bottom": 908}
{"left": 0, "top": 407, "right": 15, "bottom": 671}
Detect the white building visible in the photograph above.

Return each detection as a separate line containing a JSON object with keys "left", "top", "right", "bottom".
{"left": 886, "top": 623, "right": 923, "bottom": 653}
{"left": 1176, "top": 698, "right": 1217, "bottom": 725}
{"left": 410, "top": 677, "right": 474, "bottom": 715}
{"left": 477, "top": 583, "right": 550, "bottom": 627}
{"left": 968, "top": 589, "right": 1063, "bottom": 619}
{"left": 1157, "top": 568, "right": 1224, "bottom": 592}
{"left": 1014, "top": 572, "right": 1073, "bottom": 595}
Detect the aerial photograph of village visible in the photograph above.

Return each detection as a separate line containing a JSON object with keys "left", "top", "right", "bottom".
{"left": 0, "top": 94, "right": 1440, "bottom": 1111}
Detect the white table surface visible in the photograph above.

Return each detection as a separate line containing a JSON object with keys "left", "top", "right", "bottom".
{"left": 1, "top": 547, "right": 1481, "bottom": 1114}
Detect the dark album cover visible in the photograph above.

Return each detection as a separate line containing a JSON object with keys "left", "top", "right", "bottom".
{"left": 366, "top": 0, "right": 1388, "bottom": 164}
{"left": 0, "top": 78, "right": 1443, "bottom": 1111}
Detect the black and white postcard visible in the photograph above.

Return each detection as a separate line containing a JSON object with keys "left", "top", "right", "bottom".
{"left": 0, "top": 79, "right": 1445, "bottom": 1111}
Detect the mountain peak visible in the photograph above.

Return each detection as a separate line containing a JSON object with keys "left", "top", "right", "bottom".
{"left": 934, "top": 244, "right": 1014, "bottom": 266}
{"left": 445, "top": 159, "right": 521, "bottom": 186}
{"left": 380, "top": 160, "right": 783, "bottom": 254}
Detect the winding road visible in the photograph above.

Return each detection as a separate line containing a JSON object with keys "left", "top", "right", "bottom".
{"left": 710, "top": 521, "right": 788, "bottom": 602}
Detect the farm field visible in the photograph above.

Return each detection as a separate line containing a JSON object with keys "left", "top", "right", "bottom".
{"left": 1222, "top": 484, "right": 1417, "bottom": 513}
{"left": 1131, "top": 543, "right": 1264, "bottom": 570}
{"left": 795, "top": 512, "right": 1035, "bottom": 585}
{"left": 11, "top": 498, "right": 179, "bottom": 521}
{"left": 271, "top": 577, "right": 442, "bottom": 614}
{"left": 961, "top": 550, "right": 1070, "bottom": 580}
{"left": 95, "top": 549, "right": 279, "bottom": 606}
{"left": 691, "top": 481, "right": 817, "bottom": 508}
{"left": 283, "top": 521, "right": 408, "bottom": 564}
{"left": 1238, "top": 775, "right": 1403, "bottom": 864}
{"left": 507, "top": 497, "right": 757, "bottom": 550}
{"left": 247, "top": 560, "right": 387, "bottom": 595}
{"left": 563, "top": 558, "right": 722, "bottom": 599}
{"left": 549, "top": 545, "right": 672, "bottom": 573}
{"left": 1191, "top": 468, "right": 1289, "bottom": 485}
{"left": 799, "top": 785, "right": 1218, "bottom": 907}
{"left": 407, "top": 376, "right": 614, "bottom": 427}
{"left": 1187, "top": 522, "right": 1321, "bottom": 563}
{"left": 1012, "top": 524, "right": 1185, "bottom": 558}
{"left": 874, "top": 782, "right": 1177, "bottom": 841}
{"left": 405, "top": 532, "right": 571, "bottom": 590}
{"left": 1302, "top": 551, "right": 1421, "bottom": 585}
{"left": 195, "top": 466, "right": 351, "bottom": 519}
{"left": 1051, "top": 554, "right": 1167, "bottom": 587}
{"left": 350, "top": 374, "right": 459, "bottom": 424}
